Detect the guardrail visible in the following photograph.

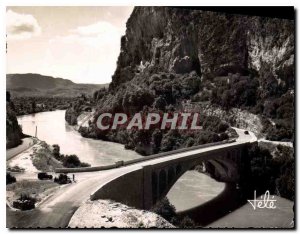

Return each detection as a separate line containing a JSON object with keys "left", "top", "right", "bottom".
{"left": 54, "top": 138, "right": 236, "bottom": 173}
{"left": 55, "top": 164, "right": 116, "bottom": 173}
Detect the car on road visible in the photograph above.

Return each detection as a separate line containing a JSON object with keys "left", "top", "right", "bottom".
{"left": 115, "top": 160, "right": 124, "bottom": 168}
{"left": 244, "top": 130, "right": 249, "bottom": 135}
{"left": 38, "top": 172, "right": 53, "bottom": 180}
{"left": 54, "top": 173, "right": 72, "bottom": 184}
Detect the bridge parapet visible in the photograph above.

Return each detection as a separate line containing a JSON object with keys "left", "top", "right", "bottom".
{"left": 55, "top": 139, "right": 237, "bottom": 174}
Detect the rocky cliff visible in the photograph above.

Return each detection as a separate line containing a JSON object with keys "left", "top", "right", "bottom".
{"left": 111, "top": 7, "right": 294, "bottom": 89}
{"left": 68, "top": 7, "right": 294, "bottom": 154}
{"left": 95, "top": 7, "right": 294, "bottom": 119}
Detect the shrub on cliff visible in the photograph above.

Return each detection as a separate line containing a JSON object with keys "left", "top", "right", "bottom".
{"left": 265, "top": 119, "right": 293, "bottom": 142}
{"left": 151, "top": 129, "right": 163, "bottom": 154}
{"left": 202, "top": 116, "right": 228, "bottom": 133}
{"left": 276, "top": 159, "right": 294, "bottom": 201}
{"left": 247, "top": 144, "right": 294, "bottom": 201}
{"left": 122, "top": 89, "right": 154, "bottom": 113}
{"left": 195, "top": 130, "right": 220, "bottom": 145}
{"left": 178, "top": 216, "right": 197, "bottom": 228}
{"left": 273, "top": 145, "right": 295, "bottom": 201}
{"left": 248, "top": 145, "right": 275, "bottom": 194}
{"left": 210, "top": 75, "right": 259, "bottom": 109}
{"left": 160, "top": 130, "right": 183, "bottom": 152}
{"left": 151, "top": 198, "right": 177, "bottom": 224}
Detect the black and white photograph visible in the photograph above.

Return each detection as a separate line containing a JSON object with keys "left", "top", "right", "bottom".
{"left": 5, "top": 4, "right": 295, "bottom": 229}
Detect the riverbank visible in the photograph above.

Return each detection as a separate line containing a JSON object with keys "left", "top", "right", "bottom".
{"left": 6, "top": 140, "right": 58, "bottom": 211}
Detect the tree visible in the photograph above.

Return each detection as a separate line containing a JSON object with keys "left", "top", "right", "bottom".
{"left": 248, "top": 145, "right": 276, "bottom": 194}
{"left": 52, "top": 144, "right": 60, "bottom": 159}
{"left": 31, "top": 101, "right": 36, "bottom": 113}
{"left": 153, "top": 96, "right": 167, "bottom": 110}
{"left": 122, "top": 89, "right": 154, "bottom": 113}
{"left": 63, "top": 155, "right": 81, "bottom": 168}
{"left": 221, "top": 90, "right": 232, "bottom": 110}
{"left": 151, "top": 129, "right": 163, "bottom": 153}
{"left": 276, "top": 159, "right": 294, "bottom": 201}
{"left": 217, "top": 122, "right": 229, "bottom": 133}
{"left": 161, "top": 130, "right": 182, "bottom": 152}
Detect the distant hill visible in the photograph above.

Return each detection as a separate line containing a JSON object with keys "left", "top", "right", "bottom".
{"left": 6, "top": 73, "right": 108, "bottom": 97}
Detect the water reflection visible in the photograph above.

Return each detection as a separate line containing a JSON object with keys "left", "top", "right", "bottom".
{"left": 167, "top": 171, "right": 225, "bottom": 212}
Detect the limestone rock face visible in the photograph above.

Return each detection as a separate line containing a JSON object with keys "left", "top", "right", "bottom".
{"left": 111, "top": 7, "right": 294, "bottom": 89}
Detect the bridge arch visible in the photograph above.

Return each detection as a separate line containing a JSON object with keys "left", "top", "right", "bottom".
{"left": 150, "top": 157, "right": 240, "bottom": 208}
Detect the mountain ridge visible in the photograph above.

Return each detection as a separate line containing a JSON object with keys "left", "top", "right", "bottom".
{"left": 7, "top": 73, "right": 108, "bottom": 97}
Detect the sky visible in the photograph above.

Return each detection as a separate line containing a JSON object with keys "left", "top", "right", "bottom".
{"left": 6, "top": 6, "right": 134, "bottom": 84}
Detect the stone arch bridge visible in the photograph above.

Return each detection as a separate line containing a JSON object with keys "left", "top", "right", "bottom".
{"left": 90, "top": 140, "right": 256, "bottom": 210}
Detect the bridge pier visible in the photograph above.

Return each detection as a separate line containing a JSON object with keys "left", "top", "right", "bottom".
{"left": 143, "top": 165, "right": 155, "bottom": 209}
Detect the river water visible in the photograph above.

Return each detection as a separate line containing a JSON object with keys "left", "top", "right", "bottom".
{"left": 17, "top": 110, "right": 225, "bottom": 213}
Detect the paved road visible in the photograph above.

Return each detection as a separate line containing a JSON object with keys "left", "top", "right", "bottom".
{"left": 6, "top": 138, "right": 34, "bottom": 161}
{"left": 77, "top": 110, "right": 95, "bottom": 128}
{"left": 7, "top": 170, "right": 118, "bottom": 228}
{"left": 258, "top": 139, "right": 293, "bottom": 148}
{"left": 7, "top": 129, "right": 256, "bottom": 228}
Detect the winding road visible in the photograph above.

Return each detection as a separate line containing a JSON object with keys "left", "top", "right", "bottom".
{"left": 6, "top": 138, "right": 35, "bottom": 161}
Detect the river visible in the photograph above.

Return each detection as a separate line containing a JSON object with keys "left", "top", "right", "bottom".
{"left": 17, "top": 110, "right": 225, "bottom": 213}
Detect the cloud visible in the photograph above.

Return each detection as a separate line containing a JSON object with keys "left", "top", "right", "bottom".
{"left": 46, "top": 21, "right": 124, "bottom": 84}
{"left": 70, "top": 21, "right": 122, "bottom": 36}
{"left": 6, "top": 10, "right": 41, "bottom": 40}
{"left": 50, "top": 21, "right": 122, "bottom": 48}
